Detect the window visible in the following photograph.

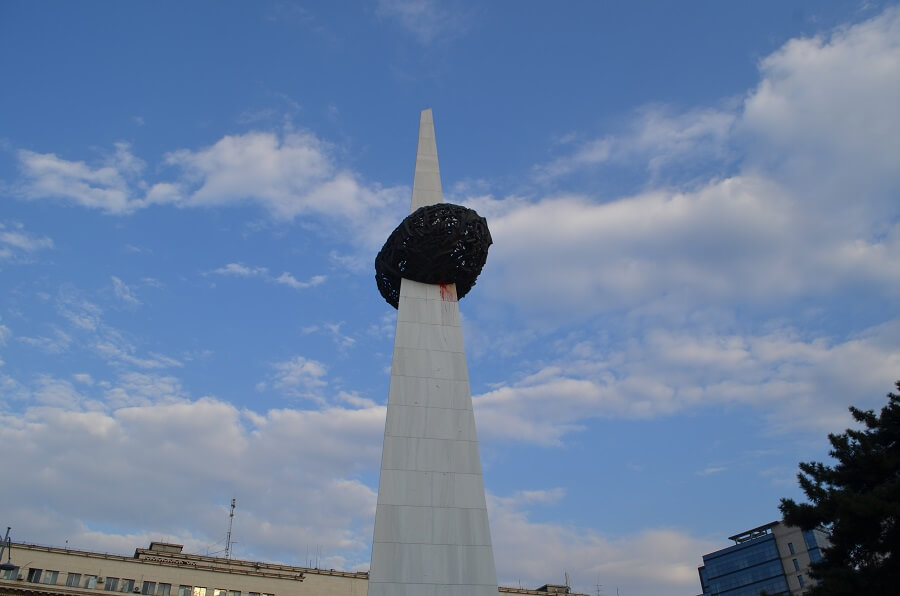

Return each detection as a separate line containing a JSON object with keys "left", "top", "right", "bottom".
{"left": 142, "top": 581, "right": 156, "bottom": 595}
{"left": 249, "top": 592, "right": 260, "bottom": 596}
{"left": 178, "top": 586, "right": 192, "bottom": 596}
{"left": 228, "top": 591, "right": 240, "bottom": 596}
{"left": 85, "top": 575, "right": 99, "bottom": 589}
{"left": 157, "top": 583, "right": 171, "bottom": 596}
{"left": 798, "top": 574, "right": 806, "bottom": 588}
{"left": 27, "top": 569, "right": 43, "bottom": 583}
{"left": 793, "top": 558, "right": 801, "bottom": 571}
{"left": 105, "top": 578, "right": 120, "bottom": 591}
{"left": 192, "top": 587, "right": 207, "bottom": 596}
{"left": 788, "top": 542, "right": 796, "bottom": 554}
{"left": 120, "top": 579, "right": 135, "bottom": 593}
{"left": 2, "top": 569, "right": 18, "bottom": 580}
{"left": 43, "top": 571, "right": 59, "bottom": 585}
{"left": 214, "top": 589, "right": 227, "bottom": 596}
{"left": 67, "top": 573, "right": 82, "bottom": 587}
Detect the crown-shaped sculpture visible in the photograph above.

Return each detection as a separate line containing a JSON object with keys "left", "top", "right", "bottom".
{"left": 375, "top": 202, "right": 492, "bottom": 308}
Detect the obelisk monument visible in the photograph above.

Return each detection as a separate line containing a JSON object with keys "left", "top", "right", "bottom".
{"left": 369, "top": 109, "right": 498, "bottom": 596}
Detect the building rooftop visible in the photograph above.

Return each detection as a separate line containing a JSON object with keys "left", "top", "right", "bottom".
{"left": 726, "top": 520, "right": 779, "bottom": 544}
{"left": 1, "top": 540, "right": 587, "bottom": 596}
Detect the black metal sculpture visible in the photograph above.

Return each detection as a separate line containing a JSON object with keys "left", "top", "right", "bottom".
{"left": 375, "top": 203, "right": 492, "bottom": 308}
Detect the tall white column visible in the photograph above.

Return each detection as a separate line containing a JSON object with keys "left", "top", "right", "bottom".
{"left": 369, "top": 110, "right": 498, "bottom": 596}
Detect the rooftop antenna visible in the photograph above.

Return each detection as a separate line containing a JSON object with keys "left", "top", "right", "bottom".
{"left": 1, "top": 527, "right": 16, "bottom": 572}
{"left": 224, "top": 498, "right": 236, "bottom": 560}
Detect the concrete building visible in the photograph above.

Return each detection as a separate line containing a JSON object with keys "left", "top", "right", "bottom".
{"left": 0, "top": 540, "right": 584, "bottom": 596}
{"left": 697, "top": 521, "right": 830, "bottom": 596}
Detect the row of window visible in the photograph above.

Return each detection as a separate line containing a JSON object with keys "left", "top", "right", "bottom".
{"left": 702, "top": 538, "right": 780, "bottom": 579}
{"left": 787, "top": 542, "right": 810, "bottom": 587}
{"left": 707, "top": 559, "right": 785, "bottom": 593}
{"left": 5, "top": 567, "right": 274, "bottom": 596}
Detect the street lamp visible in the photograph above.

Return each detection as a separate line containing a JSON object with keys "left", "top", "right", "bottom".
{"left": 0, "top": 527, "right": 18, "bottom": 572}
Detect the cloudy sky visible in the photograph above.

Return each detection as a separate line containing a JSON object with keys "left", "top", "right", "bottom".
{"left": 2, "top": 1, "right": 899, "bottom": 594}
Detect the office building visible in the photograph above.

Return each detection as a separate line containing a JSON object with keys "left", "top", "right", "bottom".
{"left": 697, "top": 521, "right": 830, "bottom": 596}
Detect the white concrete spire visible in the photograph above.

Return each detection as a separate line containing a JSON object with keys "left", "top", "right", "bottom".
{"left": 410, "top": 108, "right": 444, "bottom": 212}
{"left": 369, "top": 111, "right": 498, "bottom": 596}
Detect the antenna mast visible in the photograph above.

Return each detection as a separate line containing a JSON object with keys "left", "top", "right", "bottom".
{"left": 225, "top": 498, "right": 236, "bottom": 560}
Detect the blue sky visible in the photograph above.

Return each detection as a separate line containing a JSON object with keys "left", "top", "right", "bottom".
{"left": 1, "top": 1, "right": 899, "bottom": 594}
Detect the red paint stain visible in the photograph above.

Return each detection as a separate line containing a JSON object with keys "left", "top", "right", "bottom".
{"left": 439, "top": 283, "right": 456, "bottom": 302}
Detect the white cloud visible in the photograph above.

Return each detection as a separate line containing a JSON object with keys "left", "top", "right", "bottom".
{"left": 697, "top": 466, "right": 727, "bottom": 477}
{"left": 498, "top": 488, "right": 567, "bottom": 506}
{"left": 57, "top": 290, "right": 104, "bottom": 331}
{"left": 481, "top": 173, "right": 900, "bottom": 317}
{"left": 475, "top": 320, "right": 900, "bottom": 444}
{"left": 0, "top": 374, "right": 385, "bottom": 566}
{"left": 275, "top": 272, "right": 326, "bottom": 289}
{"left": 268, "top": 355, "right": 329, "bottom": 399}
{"left": 535, "top": 7, "right": 900, "bottom": 206}
{"left": 740, "top": 6, "right": 900, "bottom": 218}
{"left": 335, "top": 391, "right": 377, "bottom": 409}
{"left": 165, "top": 131, "right": 408, "bottom": 251}
{"left": 31, "top": 375, "right": 88, "bottom": 409}
{"left": 73, "top": 373, "right": 94, "bottom": 385}
{"left": 16, "top": 147, "right": 132, "bottom": 211}
{"left": 17, "top": 326, "right": 73, "bottom": 354}
{"left": 16, "top": 142, "right": 175, "bottom": 214}
{"left": 507, "top": 9, "right": 900, "bottom": 319}
{"left": 15, "top": 131, "right": 407, "bottom": 256}
{"left": 94, "top": 340, "right": 183, "bottom": 370}
{"left": 211, "top": 262, "right": 327, "bottom": 291}
{"left": 100, "top": 372, "right": 189, "bottom": 408}
{"left": 0, "top": 221, "right": 54, "bottom": 261}
{"left": 376, "top": 0, "right": 468, "bottom": 44}
{"left": 111, "top": 276, "right": 141, "bottom": 307}
{"left": 212, "top": 262, "right": 269, "bottom": 277}
{"left": 535, "top": 105, "right": 736, "bottom": 182}
{"left": 302, "top": 322, "right": 357, "bottom": 350}
{"left": 0, "top": 222, "right": 54, "bottom": 252}
{"left": 16, "top": 287, "right": 180, "bottom": 369}
{"left": 166, "top": 131, "right": 332, "bottom": 214}
{"left": 488, "top": 492, "right": 717, "bottom": 595}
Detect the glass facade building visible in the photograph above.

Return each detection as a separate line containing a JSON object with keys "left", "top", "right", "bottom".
{"left": 697, "top": 521, "right": 829, "bottom": 596}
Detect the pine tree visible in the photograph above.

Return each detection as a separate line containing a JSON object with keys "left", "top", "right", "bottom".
{"left": 779, "top": 381, "right": 900, "bottom": 594}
